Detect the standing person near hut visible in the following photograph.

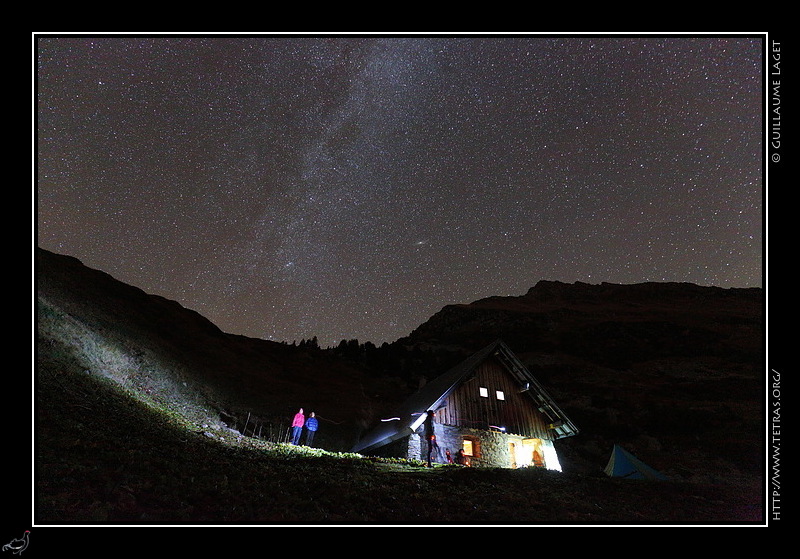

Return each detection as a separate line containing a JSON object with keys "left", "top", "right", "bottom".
{"left": 304, "top": 411, "right": 319, "bottom": 447}
{"left": 291, "top": 408, "right": 305, "bottom": 445}
{"left": 424, "top": 410, "right": 440, "bottom": 467}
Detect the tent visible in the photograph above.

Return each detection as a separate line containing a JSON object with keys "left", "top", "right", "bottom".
{"left": 604, "top": 444, "right": 668, "bottom": 480}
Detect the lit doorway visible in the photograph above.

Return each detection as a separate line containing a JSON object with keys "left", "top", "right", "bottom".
{"left": 509, "top": 442, "right": 517, "bottom": 468}
{"left": 522, "top": 438, "right": 545, "bottom": 468}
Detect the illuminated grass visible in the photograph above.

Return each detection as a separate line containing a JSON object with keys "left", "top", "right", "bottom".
{"left": 35, "top": 356, "right": 761, "bottom": 525}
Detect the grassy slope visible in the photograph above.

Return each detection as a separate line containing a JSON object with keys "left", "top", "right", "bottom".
{"left": 35, "top": 351, "right": 762, "bottom": 526}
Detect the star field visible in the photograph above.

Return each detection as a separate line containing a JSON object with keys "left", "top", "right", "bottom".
{"left": 36, "top": 34, "right": 764, "bottom": 346}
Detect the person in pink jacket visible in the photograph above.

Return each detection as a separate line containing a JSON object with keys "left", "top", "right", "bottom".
{"left": 291, "top": 408, "right": 305, "bottom": 445}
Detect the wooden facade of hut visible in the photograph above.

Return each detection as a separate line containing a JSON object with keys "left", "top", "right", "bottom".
{"left": 351, "top": 340, "right": 579, "bottom": 470}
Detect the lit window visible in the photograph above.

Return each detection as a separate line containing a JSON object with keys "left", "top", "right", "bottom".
{"left": 463, "top": 439, "right": 474, "bottom": 456}
{"left": 462, "top": 436, "right": 479, "bottom": 460}
{"left": 496, "top": 390, "right": 505, "bottom": 400}
{"left": 479, "top": 387, "right": 488, "bottom": 397}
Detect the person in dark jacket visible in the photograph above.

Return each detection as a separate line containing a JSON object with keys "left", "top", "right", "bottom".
{"left": 424, "top": 410, "right": 440, "bottom": 466}
{"left": 304, "top": 411, "right": 319, "bottom": 447}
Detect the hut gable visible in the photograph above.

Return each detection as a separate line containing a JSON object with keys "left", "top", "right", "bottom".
{"left": 442, "top": 354, "right": 554, "bottom": 438}
{"left": 352, "top": 340, "right": 578, "bottom": 470}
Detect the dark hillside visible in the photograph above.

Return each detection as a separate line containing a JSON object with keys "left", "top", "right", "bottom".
{"left": 403, "top": 280, "right": 762, "bottom": 363}
{"left": 36, "top": 247, "right": 384, "bottom": 450}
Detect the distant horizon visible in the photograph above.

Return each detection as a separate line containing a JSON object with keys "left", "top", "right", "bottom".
{"left": 34, "top": 244, "right": 764, "bottom": 348}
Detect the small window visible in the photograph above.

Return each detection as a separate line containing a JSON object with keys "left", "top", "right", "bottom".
{"left": 496, "top": 390, "right": 505, "bottom": 400}
{"left": 479, "top": 387, "right": 489, "bottom": 398}
{"left": 462, "top": 436, "right": 480, "bottom": 461}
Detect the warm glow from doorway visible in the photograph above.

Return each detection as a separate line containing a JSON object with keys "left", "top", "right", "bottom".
{"left": 463, "top": 439, "right": 474, "bottom": 456}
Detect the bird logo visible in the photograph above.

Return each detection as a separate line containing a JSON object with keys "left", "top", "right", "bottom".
{"left": 2, "top": 531, "right": 29, "bottom": 555}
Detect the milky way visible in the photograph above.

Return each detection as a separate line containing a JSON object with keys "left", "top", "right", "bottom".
{"left": 36, "top": 34, "right": 764, "bottom": 346}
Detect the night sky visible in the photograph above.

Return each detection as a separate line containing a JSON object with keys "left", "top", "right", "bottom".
{"left": 36, "top": 34, "right": 764, "bottom": 347}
